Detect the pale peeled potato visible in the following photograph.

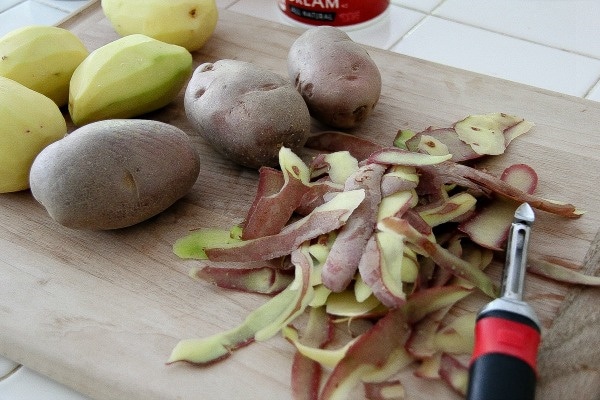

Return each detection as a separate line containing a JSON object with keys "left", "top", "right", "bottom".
{"left": 101, "top": 0, "right": 218, "bottom": 51}
{"left": 0, "top": 76, "right": 67, "bottom": 193}
{"left": 184, "top": 59, "right": 311, "bottom": 169}
{"left": 68, "top": 34, "right": 192, "bottom": 126}
{"left": 0, "top": 25, "right": 89, "bottom": 106}
{"left": 29, "top": 119, "right": 200, "bottom": 230}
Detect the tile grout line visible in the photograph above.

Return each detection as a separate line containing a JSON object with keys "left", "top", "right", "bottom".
{"left": 224, "top": 0, "right": 243, "bottom": 10}
{"left": 385, "top": 14, "right": 426, "bottom": 51}
{"left": 384, "top": 3, "right": 439, "bottom": 52}
{"left": 0, "top": 0, "right": 26, "bottom": 13}
{"left": 0, "top": 364, "right": 22, "bottom": 383}
{"left": 583, "top": 76, "right": 600, "bottom": 99}
{"left": 430, "top": 0, "right": 447, "bottom": 14}
{"left": 385, "top": 0, "right": 449, "bottom": 52}
{"left": 30, "top": 0, "right": 74, "bottom": 13}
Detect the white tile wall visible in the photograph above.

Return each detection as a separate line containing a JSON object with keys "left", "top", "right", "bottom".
{"left": 0, "top": 1, "right": 68, "bottom": 35}
{"left": 0, "top": 367, "right": 93, "bottom": 400}
{"left": 434, "top": 0, "right": 600, "bottom": 59}
{"left": 390, "top": 15, "right": 600, "bottom": 97}
{"left": 1, "top": 0, "right": 600, "bottom": 399}
{"left": 0, "top": 0, "right": 24, "bottom": 12}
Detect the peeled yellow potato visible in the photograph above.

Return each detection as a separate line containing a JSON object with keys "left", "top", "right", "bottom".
{"left": 68, "top": 34, "right": 192, "bottom": 126}
{"left": 0, "top": 25, "right": 88, "bottom": 106}
{"left": 0, "top": 76, "right": 67, "bottom": 193}
{"left": 101, "top": 0, "right": 218, "bottom": 51}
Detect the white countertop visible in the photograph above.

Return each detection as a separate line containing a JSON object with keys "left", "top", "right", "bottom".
{"left": 1, "top": 0, "right": 600, "bottom": 399}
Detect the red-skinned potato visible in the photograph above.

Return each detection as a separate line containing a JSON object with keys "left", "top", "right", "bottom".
{"left": 184, "top": 59, "right": 311, "bottom": 169}
{"left": 287, "top": 26, "right": 382, "bottom": 129}
{"left": 29, "top": 119, "right": 200, "bottom": 230}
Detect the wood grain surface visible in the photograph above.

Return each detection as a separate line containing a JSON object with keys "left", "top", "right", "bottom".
{"left": 1, "top": 1, "right": 599, "bottom": 399}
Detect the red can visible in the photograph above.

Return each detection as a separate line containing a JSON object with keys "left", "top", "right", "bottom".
{"left": 278, "top": 0, "right": 390, "bottom": 28}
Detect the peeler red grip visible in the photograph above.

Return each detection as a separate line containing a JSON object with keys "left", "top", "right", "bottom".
{"left": 466, "top": 310, "right": 541, "bottom": 400}
{"left": 471, "top": 315, "right": 541, "bottom": 372}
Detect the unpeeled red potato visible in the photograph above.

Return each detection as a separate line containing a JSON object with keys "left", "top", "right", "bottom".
{"left": 287, "top": 26, "right": 382, "bottom": 129}
{"left": 29, "top": 119, "right": 200, "bottom": 230}
{"left": 184, "top": 59, "right": 311, "bottom": 169}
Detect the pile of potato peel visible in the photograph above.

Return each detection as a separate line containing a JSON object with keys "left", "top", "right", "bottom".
{"left": 169, "top": 113, "right": 591, "bottom": 399}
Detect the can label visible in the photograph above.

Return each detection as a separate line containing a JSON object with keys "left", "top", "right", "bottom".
{"left": 278, "top": 0, "right": 389, "bottom": 27}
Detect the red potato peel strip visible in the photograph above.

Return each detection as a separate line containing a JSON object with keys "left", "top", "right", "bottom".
{"left": 405, "top": 306, "right": 452, "bottom": 359}
{"left": 173, "top": 228, "right": 241, "bottom": 260}
{"left": 401, "top": 209, "right": 433, "bottom": 236}
{"left": 242, "top": 148, "right": 312, "bottom": 239}
{"left": 368, "top": 147, "right": 453, "bottom": 166}
{"left": 292, "top": 350, "right": 322, "bottom": 400}
{"left": 416, "top": 191, "right": 477, "bottom": 227}
{"left": 453, "top": 112, "right": 534, "bottom": 156}
{"left": 435, "top": 161, "right": 582, "bottom": 218}
{"left": 243, "top": 167, "right": 284, "bottom": 231}
{"left": 363, "top": 380, "right": 406, "bottom": 400}
{"left": 167, "top": 286, "right": 300, "bottom": 365}
{"left": 459, "top": 163, "right": 539, "bottom": 250}
{"left": 319, "top": 308, "right": 413, "bottom": 400}
{"left": 393, "top": 129, "right": 417, "bottom": 150}
{"left": 321, "top": 164, "right": 386, "bottom": 292}
{"left": 500, "top": 163, "right": 538, "bottom": 194}
{"left": 447, "top": 242, "right": 495, "bottom": 290}
{"left": 438, "top": 354, "right": 469, "bottom": 396}
{"left": 325, "top": 290, "right": 382, "bottom": 317}
{"left": 204, "top": 189, "right": 366, "bottom": 262}
{"left": 310, "top": 151, "right": 359, "bottom": 185}
{"left": 358, "top": 231, "right": 407, "bottom": 309}
{"left": 415, "top": 134, "right": 451, "bottom": 157}
{"left": 433, "top": 313, "right": 476, "bottom": 355}
{"left": 167, "top": 245, "right": 314, "bottom": 365}
{"left": 528, "top": 256, "right": 600, "bottom": 286}
{"left": 305, "top": 131, "right": 384, "bottom": 161}
{"left": 283, "top": 326, "right": 358, "bottom": 369}
{"left": 296, "top": 179, "right": 343, "bottom": 216}
{"left": 290, "top": 306, "right": 333, "bottom": 400}
{"left": 403, "top": 285, "right": 474, "bottom": 324}
{"left": 405, "top": 113, "right": 534, "bottom": 162}
{"left": 459, "top": 199, "right": 522, "bottom": 251}
{"left": 256, "top": 244, "right": 315, "bottom": 341}
{"left": 353, "top": 273, "right": 373, "bottom": 303}
{"left": 190, "top": 265, "right": 293, "bottom": 295}
{"left": 414, "top": 352, "right": 443, "bottom": 379}
{"left": 380, "top": 166, "right": 419, "bottom": 198}
{"left": 377, "top": 189, "right": 417, "bottom": 223}
{"left": 406, "top": 127, "right": 479, "bottom": 162}
{"left": 378, "top": 217, "right": 498, "bottom": 298}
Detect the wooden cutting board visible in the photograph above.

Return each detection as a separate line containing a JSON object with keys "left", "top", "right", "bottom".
{"left": 1, "top": 1, "right": 599, "bottom": 399}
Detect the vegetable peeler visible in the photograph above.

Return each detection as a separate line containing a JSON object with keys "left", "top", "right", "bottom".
{"left": 466, "top": 202, "right": 541, "bottom": 400}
